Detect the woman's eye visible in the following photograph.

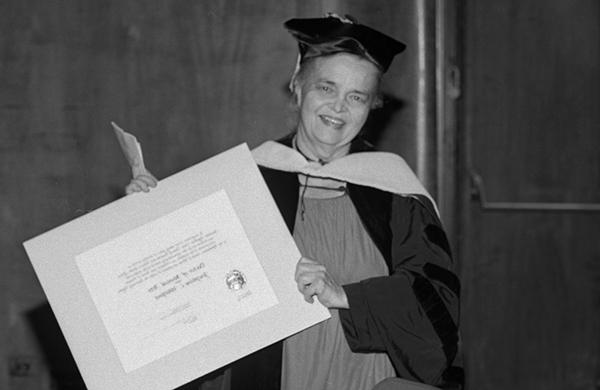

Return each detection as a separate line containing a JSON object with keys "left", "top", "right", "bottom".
{"left": 317, "top": 85, "right": 332, "bottom": 93}
{"left": 349, "top": 95, "right": 366, "bottom": 104}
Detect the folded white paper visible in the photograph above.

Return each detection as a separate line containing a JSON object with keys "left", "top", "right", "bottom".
{"left": 111, "top": 121, "right": 147, "bottom": 177}
{"left": 23, "top": 144, "right": 330, "bottom": 390}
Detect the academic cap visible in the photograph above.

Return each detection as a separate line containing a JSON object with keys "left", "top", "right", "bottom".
{"left": 284, "top": 14, "right": 406, "bottom": 72}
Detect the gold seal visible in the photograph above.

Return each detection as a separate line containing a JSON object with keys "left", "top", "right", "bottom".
{"left": 225, "top": 270, "right": 246, "bottom": 291}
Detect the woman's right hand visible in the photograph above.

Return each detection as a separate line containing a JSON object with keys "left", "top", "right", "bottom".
{"left": 125, "top": 172, "right": 158, "bottom": 195}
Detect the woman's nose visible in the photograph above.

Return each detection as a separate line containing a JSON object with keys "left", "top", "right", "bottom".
{"left": 330, "top": 96, "right": 347, "bottom": 113}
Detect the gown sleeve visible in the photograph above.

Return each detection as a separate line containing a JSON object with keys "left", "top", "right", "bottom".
{"left": 339, "top": 194, "right": 460, "bottom": 386}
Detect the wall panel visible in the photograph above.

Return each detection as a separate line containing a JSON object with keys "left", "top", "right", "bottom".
{"left": 461, "top": 1, "right": 600, "bottom": 389}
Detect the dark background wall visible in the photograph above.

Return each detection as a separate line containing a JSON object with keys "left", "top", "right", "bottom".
{"left": 1, "top": 1, "right": 598, "bottom": 390}
{"left": 1, "top": 1, "right": 433, "bottom": 389}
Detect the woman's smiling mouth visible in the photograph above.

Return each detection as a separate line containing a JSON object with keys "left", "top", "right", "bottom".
{"left": 319, "top": 114, "right": 346, "bottom": 129}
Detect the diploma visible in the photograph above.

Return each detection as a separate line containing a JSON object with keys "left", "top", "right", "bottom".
{"left": 23, "top": 144, "right": 330, "bottom": 390}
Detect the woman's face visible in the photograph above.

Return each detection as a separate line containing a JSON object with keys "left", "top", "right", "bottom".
{"left": 294, "top": 53, "right": 380, "bottom": 160}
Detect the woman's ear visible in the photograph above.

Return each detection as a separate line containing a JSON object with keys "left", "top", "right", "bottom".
{"left": 292, "top": 81, "right": 302, "bottom": 107}
{"left": 370, "top": 94, "right": 384, "bottom": 109}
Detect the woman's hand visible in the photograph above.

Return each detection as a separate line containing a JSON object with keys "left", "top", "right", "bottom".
{"left": 125, "top": 172, "right": 158, "bottom": 195}
{"left": 295, "top": 257, "right": 349, "bottom": 309}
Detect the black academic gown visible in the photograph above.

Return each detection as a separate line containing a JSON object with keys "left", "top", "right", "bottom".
{"left": 229, "top": 134, "right": 461, "bottom": 390}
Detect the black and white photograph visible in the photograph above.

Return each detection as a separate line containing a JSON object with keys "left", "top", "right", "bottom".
{"left": 1, "top": 1, "right": 598, "bottom": 390}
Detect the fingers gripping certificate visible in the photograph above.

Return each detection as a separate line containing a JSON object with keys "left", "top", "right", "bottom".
{"left": 76, "top": 190, "right": 278, "bottom": 373}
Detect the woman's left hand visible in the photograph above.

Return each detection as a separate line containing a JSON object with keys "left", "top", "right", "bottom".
{"left": 295, "top": 257, "right": 349, "bottom": 309}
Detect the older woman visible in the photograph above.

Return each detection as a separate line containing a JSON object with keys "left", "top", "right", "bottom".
{"left": 128, "top": 15, "right": 460, "bottom": 390}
